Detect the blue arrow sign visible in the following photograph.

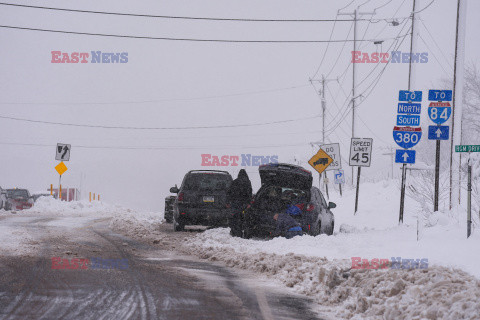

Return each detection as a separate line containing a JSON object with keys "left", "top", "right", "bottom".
{"left": 334, "top": 170, "right": 345, "bottom": 184}
{"left": 428, "top": 90, "right": 452, "bottom": 101}
{"left": 395, "top": 149, "right": 416, "bottom": 164}
{"left": 428, "top": 105, "right": 452, "bottom": 124}
{"left": 397, "top": 114, "right": 420, "bottom": 126}
{"left": 399, "top": 90, "right": 422, "bottom": 102}
{"left": 393, "top": 126, "right": 422, "bottom": 149}
{"left": 428, "top": 125, "right": 449, "bottom": 140}
{"left": 397, "top": 103, "right": 421, "bottom": 114}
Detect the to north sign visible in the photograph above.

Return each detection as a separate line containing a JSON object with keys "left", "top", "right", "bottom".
{"left": 397, "top": 102, "right": 421, "bottom": 115}
{"left": 393, "top": 126, "right": 422, "bottom": 149}
{"left": 399, "top": 90, "right": 422, "bottom": 102}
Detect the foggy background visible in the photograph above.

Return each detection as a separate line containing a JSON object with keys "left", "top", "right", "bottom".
{"left": 0, "top": 0, "right": 478, "bottom": 211}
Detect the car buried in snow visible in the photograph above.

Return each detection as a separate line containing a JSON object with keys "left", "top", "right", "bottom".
{"left": 5, "top": 188, "right": 34, "bottom": 211}
{"left": 233, "top": 163, "right": 335, "bottom": 238}
{"left": 170, "top": 170, "right": 233, "bottom": 231}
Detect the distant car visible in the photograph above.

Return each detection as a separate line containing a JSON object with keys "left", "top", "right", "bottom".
{"left": 164, "top": 195, "right": 176, "bottom": 223}
{"left": 240, "top": 163, "right": 336, "bottom": 238}
{"left": 0, "top": 187, "right": 7, "bottom": 210}
{"left": 170, "top": 170, "right": 233, "bottom": 231}
{"left": 6, "top": 189, "right": 34, "bottom": 211}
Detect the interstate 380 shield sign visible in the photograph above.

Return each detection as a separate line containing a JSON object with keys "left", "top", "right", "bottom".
{"left": 393, "top": 126, "right": 422, "bottom": 149}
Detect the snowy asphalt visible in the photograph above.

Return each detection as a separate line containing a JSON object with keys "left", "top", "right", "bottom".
{"left": 0, "top": 214, "right": 323, "bottom": 320}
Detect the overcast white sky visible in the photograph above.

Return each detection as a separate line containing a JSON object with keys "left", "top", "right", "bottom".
{"left": 0, "top": 0, "right": 478, "bottom": 211}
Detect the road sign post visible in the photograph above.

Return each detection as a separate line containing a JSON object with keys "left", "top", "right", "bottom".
{"left": 396, "top": 90, "right": 423, "bottom": 224}
{"left": 334, "top": 169, "right": 345, "bottom": 197}
{"left": 321, "top": 143, "right": 342, "bottom": 198}
{"left": 427, "top": 90, "right": 452, "bottom": 212}
{"left": 349, "top": 138, "right": 373, "bottom": 214}
{"left": 455, "top": 145, "right": 480, "bottom": 238}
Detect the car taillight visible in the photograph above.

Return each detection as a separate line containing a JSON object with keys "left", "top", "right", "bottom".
{"left": 178, "top": 193, "right": 184, "bottom": 201}
{"left": 295, "top": 203, "right": 305, "bottom": 210}
{"left": 181, "top": 212, "right": 186, "bottom": 215}
{"left": 306, "top": 204, "right": 315, "bottom": 211}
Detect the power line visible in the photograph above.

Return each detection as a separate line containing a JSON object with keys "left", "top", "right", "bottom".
{"left": 0, "top": 2, "right": 397, "bottom": 23}
{"left": 0, "top": 113, "right": 321, "bottom": 130}
{"left": 0, "top": 84, "right": 311, "bottom": 105}
{"left": 0, "top": 141, "right": 311, "bottom": 150}
{"left": 0, "top": 25, "right": 406, "bottom": 43}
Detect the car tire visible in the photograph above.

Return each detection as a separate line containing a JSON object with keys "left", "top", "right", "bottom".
{"left": 327, "top": 221, "right": 334, "bottom": 236}
{"left": 173, "top": 217, "right": 185, "bottom": 232}
{"left": 312, "top": 221, "right": 321, "bottom": 236}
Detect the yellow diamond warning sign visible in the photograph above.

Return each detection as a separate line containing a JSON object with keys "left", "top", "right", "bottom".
{"left": 308, "top": 148, "right": 333, "bottom": 174}
{"left": 55, "top": 161, "right": 68, "bottom": 176}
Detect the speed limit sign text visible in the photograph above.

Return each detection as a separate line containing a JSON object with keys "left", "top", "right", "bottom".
{"left": 349, "top": 138, "right": 373, "bottom": 167}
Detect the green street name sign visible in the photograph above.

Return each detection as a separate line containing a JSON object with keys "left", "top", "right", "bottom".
{"left": 455, "top": 145, "right": 480, "bottom": 152}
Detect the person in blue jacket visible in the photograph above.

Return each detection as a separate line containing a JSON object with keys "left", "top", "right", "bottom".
{"left": 273, "top": 206, "right": 303, "bottom": 239}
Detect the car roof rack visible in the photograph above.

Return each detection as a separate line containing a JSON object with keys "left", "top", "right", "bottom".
{"left": 187, "top": 170, "right": 230, "bottom": 174}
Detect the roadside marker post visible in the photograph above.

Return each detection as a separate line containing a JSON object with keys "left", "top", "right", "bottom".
{"left": 349, "top": 138, "right": 373, "bottom": 214}
{"left": 427, "top": 90, "right": 452, "bottom": 212}
{"left": 54, "top": 143, "right": 71, "bottom": 201}
{"left": 89, "top": 192, "right": 92, "bottom": 202}
{"left": 455, "top": 145, "right": 480, "bottom": 238}
{"left": 395, "top": 90, "right": 423, "bottom": 224}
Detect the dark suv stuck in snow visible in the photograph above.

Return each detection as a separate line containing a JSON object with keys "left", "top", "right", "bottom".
{"left": 170, "top": 170, "right": 233, "bottom": 231}
{"left": 240, "top": 163, "right": 336, "bottom": 238}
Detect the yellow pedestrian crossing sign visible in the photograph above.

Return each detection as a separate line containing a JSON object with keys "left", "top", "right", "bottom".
{"left": 308, "top": 148, "right": 333, "bottom": 174}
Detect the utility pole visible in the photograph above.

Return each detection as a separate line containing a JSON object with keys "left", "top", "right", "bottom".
{"left": 449, "top": 0, "right": 467, "bottom": 209}
{"left": 399, "top": 0, "right": 418, "bottom": 224}
{"left": 338, "top": 7, "right": 375, "bottom": 185}
{"left": 310, "top": 75, "right": 336, "bottom": 197}
{"left": 382, "top": 147, "right": 395, "bottom": 179}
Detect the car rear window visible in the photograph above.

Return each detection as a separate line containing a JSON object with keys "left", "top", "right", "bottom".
{"left": 7, "top": 189, "right": 29, "bottom": 198}
{"left": 183, "top": 173, "right": 231, "bottom": 191}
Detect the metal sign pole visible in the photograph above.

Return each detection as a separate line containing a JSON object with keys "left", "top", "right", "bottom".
{"left": 354, "top": 167, "right": 361, "bottom": 214}
{"left": 339, "top": 183, "right": 343, "bottom": 197}
{"left": 324, "top": 171, "right": 329, "bottom": 199}
{"left": 399, "top": 164, "right": 406, "bottom": 224}
{"left": 434, "top": 138, "right": 441, "bottom": 211}
{"left": 467, "top": 153, "right": 472, "bottom": 238}
{"left": 58, "top": 175, "right": 62, "bottom": 200}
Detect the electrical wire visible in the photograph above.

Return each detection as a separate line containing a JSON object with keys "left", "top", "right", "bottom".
{"left": 0, "top": 141, "right": 312, "bottom": 150}
{"left": 0, "top": 84, "right": 311, "bottom": 105}
{"left": 419, "top": 18, "right": 454, "bottom": 71}
{"left": 0, "top": 25, "right": 405, "bottom": 43}
{"left": 0, "top": 2, "right": 391, "bottom": 22}
{"left": 0, "top": 113, "right": 321, "bottom": 130}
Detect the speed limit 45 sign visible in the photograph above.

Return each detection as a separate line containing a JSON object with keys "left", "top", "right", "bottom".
{"left": 349, "top": 138, "right": 373, "bottom": 167}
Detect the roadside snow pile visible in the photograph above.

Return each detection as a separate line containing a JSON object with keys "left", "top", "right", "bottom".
{"left": 109, "top": 209, "right": 163, "bottom": 238}
{"left": 185, "top": 229, "right": 480, "bottom": 319}
{"left": 183, "top": 180, "right": 480, "bottom": 319}
{"left": 25, "top": 196, "right": 119, "bottom": 215}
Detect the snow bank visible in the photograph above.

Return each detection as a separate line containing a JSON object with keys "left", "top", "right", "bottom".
{"left": 24, "top": 196, "right": 119, "bottom": 215}
{"left": 183, "top": 180, "right": 480, "bottom": 319}
{"left": 109, "top": 209, "right": 163, "bottom": 238}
